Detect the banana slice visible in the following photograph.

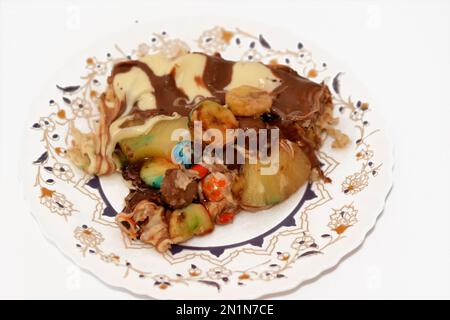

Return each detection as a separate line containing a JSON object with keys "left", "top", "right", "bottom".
{"left": 225, "top": 85, "right": 272, "bottom": 116}
{"left": 190, "top": 100, "right": 238, "bottom": 145}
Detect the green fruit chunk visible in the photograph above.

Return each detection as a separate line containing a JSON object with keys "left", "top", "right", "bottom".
{"left": 119, "top": 117, "right": 189, "bottom": 163}
{"left": 169, "top": 204, "right": 214, "bottom": 243}
{"left": 240, "top": 141, "right": 311, "bottom": 209}
{"left": 139, "top": 158, "right": 178, "bottom": 188}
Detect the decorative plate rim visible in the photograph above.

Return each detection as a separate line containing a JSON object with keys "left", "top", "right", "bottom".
{"left": 20, "top": 22, "right": 394, "bottom": 299}
{"left": 23, "top": 154, "right": 393, "bottom": 299}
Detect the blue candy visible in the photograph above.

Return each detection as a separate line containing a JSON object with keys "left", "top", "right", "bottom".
{"left": 172, "top": 140, "right": 192, "bottom": 168}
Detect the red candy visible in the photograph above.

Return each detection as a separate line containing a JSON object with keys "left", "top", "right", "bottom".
{"left": 191, "top": 164, "right": 209, "bottom": 179}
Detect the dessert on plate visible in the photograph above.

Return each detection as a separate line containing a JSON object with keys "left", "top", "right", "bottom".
{"left": 68, "top": 51, "right": 349, "bottom": 253}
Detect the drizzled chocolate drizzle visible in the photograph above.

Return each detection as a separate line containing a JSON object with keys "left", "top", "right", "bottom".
{"left": 270, "top": 64, "right": 331, "bottom": 120}
{"left": 110, "top": 53, "right": 332, "bottom": 177}
{"left": 110, "top": 60, "right": 189, "bottom": 116}
{"left": 110, "top": 53, "right": 330, "bottom": 120}
{"left": 201, "top": 53, "right": 234, "bottom": 103}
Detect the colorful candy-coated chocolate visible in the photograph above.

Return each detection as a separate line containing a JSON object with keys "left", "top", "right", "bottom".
{"left": 202, "top": 172, "right": 230, "bottom": 202}
{"left": 191, "top": 164, "right": 209, "bottom": 179}
{"left": 172, "top": 140, "right": 192, "bottom": 168}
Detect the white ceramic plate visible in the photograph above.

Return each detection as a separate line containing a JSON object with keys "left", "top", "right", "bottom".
{"left": 22, "top": 19, "right": 393, "bottom": 299}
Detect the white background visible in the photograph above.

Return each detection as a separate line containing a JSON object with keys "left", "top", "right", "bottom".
{"left": 1, "top": 0, "right": 449, "bottom": 299}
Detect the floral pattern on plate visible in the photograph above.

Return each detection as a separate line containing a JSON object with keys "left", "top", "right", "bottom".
{"left": 24, "top": 24, "right": 393, "bottom": 299}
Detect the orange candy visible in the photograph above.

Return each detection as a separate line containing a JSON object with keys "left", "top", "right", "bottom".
{"left": 202, "top": 173, "right": 229, "bottom": 202}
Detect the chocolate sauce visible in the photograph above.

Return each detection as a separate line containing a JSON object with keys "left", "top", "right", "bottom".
{"left": 270, "top": 64, "right": 332, "bottom": 120}
{"left": 202, "top": 53, "right": 234, "bottom": 103}
{"left": 110, "top": 54, "right": 331, "bottom": 122}
{"left": 237, "top": 116, "right": 267, "bottom": 131}
{"left": 111, "top": 54, "right": 332, "bottom": 175}
{"left": 111, "top": 61, "right": 189, "bottom": 116}
{"left": 123, "top": 189, "right": 162, "bottom": 213}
